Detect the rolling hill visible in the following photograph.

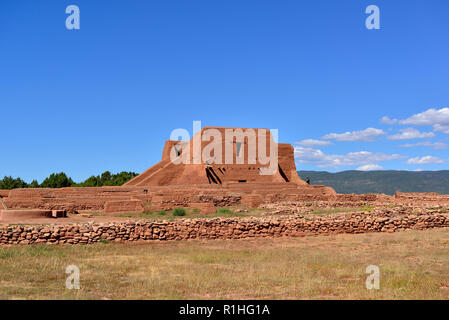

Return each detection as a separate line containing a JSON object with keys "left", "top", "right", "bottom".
{"left": 297, "top": 170, "right": 449, "bottom": 195}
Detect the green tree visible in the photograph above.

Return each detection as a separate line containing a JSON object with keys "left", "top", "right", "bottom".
{"left": 77, "top": 171, "right": 138, "bottom": 186}
{"left": 78, "top": 175, "right": 100, "bottom": 187}
{"left": 100, "top": 171, "right": 112, "bottom": 185}
{"left": 0, "top": 176, "right": 28, "bottom": 190}
{"left": 0, "top": 171, "right": 139, "bottom": 189}
{"left": 40, "top": 173, "right": 74, "bottom": 188}
{"left": 29, "top": 180, "right": 39, "bottom": 188}
{"left": 109, "top": 171, "right": 139, "bottom": 186}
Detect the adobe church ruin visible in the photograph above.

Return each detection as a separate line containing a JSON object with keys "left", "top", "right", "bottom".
{"left": 0, "top": 127, "right": 337, "bottom": 216}
{"left": 125, "top": 127, "right": 305, "bottom": 186}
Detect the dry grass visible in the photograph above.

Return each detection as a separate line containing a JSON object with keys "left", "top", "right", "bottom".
{"left": 1, "top": 229, "right": 449, "bottom": 299}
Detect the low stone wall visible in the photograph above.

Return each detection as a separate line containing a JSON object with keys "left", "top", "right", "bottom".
{"left": 1, "top": 212, "right": 449, "bottom": 245}
{"left": 395, "top": 191, "right": 449, "bottom": 202}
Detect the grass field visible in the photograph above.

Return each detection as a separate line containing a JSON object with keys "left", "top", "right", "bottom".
{"left": 1, "top": 228, "right": 449, "bottom": 299}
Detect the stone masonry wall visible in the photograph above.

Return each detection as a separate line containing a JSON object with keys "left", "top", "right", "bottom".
{"left": 1, "top": 212, "right": 449, "bottom": 245}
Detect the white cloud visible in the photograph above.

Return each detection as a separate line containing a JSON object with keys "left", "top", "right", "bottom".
{"left": 399, "top": 107, "right": 449, "bottom": 133}
{"left": 387, "top": 128, "right": 435, "bottom": 140}
{"left": 322, "top": 128, "right": 385, "bottom": 142}
{"left": 294, "top": 146, "right": 404, "bottom": 168}
{"left": 406, "top": 156, "right": 445, "bottom": 165}
{"left": 356, "top": 164, "right": 383, "bottom": 171}
{"left": 295, "top": 139, "right": 333, "bottom": 147}
{"left": 380, "top": 116, "right": 398, "bottom": 125}
{"left": 399, "top": 141, "right": 447, "bottom": 150}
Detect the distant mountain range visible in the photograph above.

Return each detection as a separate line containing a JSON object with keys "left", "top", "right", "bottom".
{"left": 297, "top": 170, "right": 449, "bottom": 195}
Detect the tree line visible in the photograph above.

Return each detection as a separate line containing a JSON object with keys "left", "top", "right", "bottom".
{"left": 0, "top": 171, "right": 139, "bottom": 190}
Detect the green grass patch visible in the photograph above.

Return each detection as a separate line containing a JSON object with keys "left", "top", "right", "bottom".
{"left": 0, "top": 245, "right": 66, "bottom": 259}
{"left": 138, "top": 210, "right": 168, "bottom": 218}
{"left": 172, "top": 208, "right": 186, "bottom": 216}
{"left": 216, "top": 207, "right": 233, "bottom": 214}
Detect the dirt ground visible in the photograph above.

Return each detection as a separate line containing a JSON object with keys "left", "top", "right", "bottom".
{"left": 1, "top": 201, "right": 447, "bottom": 225}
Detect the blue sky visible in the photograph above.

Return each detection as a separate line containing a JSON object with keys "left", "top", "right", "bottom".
{"left": 1, "top": 0, "right": 448, "bottom": 182}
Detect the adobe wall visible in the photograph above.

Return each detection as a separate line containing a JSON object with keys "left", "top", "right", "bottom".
{"left": 1, "top": 212, "right": 448, "bottom": 245}
{"left": 104, "top": 200, "right": 145, "bottom": 214}
{"left": 3, "top": 187, "right": 147, "bottom": 213}
{"left": 1, "top": 181, "right": 340, "bottom": 214}
{"left": 0, "top": 190, "right": 9, "bottom": 198}
{"left": 0, "top": 209, "right": 53, "bottom": 221}
{"left": 278, "top": 143, "right": 307, "bottom": 185}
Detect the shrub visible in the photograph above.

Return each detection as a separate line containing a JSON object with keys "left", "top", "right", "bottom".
{"left": 360, "top": 205, "right": 374, "bottom": 212}
{"left": 172, "top": 208, "right": 186, "bottom": 216}
{"left": 156, "top": 210, "right": 167, "bottom": 216}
